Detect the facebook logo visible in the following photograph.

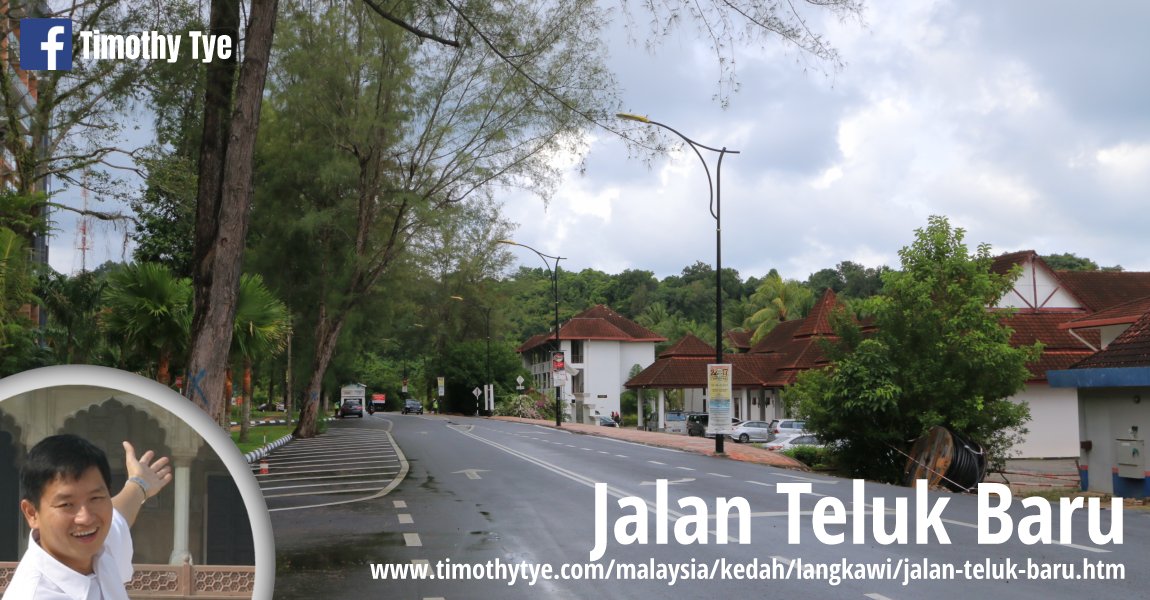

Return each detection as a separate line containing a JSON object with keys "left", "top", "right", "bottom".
{"left": 20, "top": 19, "right": 73, "bottom": 71}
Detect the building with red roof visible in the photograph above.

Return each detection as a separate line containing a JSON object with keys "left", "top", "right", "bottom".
{"left": 625, "top": 289, "right": 849, "bottom": 431}
{"left": 991, "top": 251, "right": 1150, "bottom": 458}
{"left": 1050, "top": 309, "right": 1150, "bottom": 496}
{"left": 516, "top": 304, "right": 665, "bottom": 424}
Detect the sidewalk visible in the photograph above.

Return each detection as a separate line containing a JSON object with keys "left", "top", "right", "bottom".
{"left": 490, "top": 416, "right": 809, "bottom": 470}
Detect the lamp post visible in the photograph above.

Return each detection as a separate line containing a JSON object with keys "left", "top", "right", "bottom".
{"left": 452, "top": 296, "right": 493, "bottom": 416}
{"left": 617, "top": 112, "right": 739, "bottom": 454}
{"left": 497, "top": 239, "right": 565, "bottom": 427}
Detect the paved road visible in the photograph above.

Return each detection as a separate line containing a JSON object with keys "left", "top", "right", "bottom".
{"left": 269, "top": 413, "right": 1149, "bottom": 599}
{"left": 255, "top": 416, "right": 405, "bottom": 511}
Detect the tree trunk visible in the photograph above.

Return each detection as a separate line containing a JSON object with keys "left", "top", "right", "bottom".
{"left": 184, "top": 0, "right": 279, "bottom": 422}
{"left": 156, "top": 351, "right": 171, "bottom": 386}
{"left": 239, "top": 358, "right": 253, "bottom": 443}
{"left": 292, "top": 309, "right": 347, "bottom": 438}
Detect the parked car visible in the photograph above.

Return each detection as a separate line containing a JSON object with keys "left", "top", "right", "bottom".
{"left": 402, "top": 399, "right": 424, "bottom": 415}
{"left": 768, "top": 418, "right": 808, "bottom": 437}
{"left": 257, "top": 402, "right": 285, "bottom": 412}
{"left": 663, "top": 411, "right": 688, "bottom": 434}
{"left": 765, "top": 433, "right": 824, "bottom": 452}
{"left": 597, "top": 415, "right": 619, "bottom": 427}
{"left": 687, "top": 413, "right": 742, "bottom": 437}
{"left": 728, "top": 420, "right": 774, "bottom": 443}
{"left": 338, "top": 400, "right": 364, "bottom": 418}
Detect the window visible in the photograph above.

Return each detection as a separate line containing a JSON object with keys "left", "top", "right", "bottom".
{"left": 572, "top": 370, "right": 584, "bottom": 394}
{"left": 571, "top": 340, "right": 584, "bottom": 363}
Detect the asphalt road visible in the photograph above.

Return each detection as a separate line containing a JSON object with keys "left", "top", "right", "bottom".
{"left": 269, "top": 413, "right": 1149, "bottom": 599}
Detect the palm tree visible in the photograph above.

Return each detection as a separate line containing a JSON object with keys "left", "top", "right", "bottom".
{"left": 232, "top": 273, "right": 290, "bottom": 441}
{"left": 744, "top": 272, "right": 814, "bottom": 343}
{"left": 101, "top": 263, "right": 191, "bottom": 384}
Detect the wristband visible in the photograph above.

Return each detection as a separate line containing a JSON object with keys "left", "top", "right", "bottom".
{"left": 129, "top": 476, "right": 150, "bottom": 504}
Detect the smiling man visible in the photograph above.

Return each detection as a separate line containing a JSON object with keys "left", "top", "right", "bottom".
{"left": 3, "top": 435, "right": 173, "bottom": 600}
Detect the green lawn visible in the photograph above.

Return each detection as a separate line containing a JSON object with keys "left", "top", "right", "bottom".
{"left": 231, "top": 425, "right": 295, "bottom": 455}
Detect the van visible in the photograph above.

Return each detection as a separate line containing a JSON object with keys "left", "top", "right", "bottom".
{"left": 686, "top": 413, "right": 708, "bottom": 437}
{"left": 663, "top": 411, "right": 687, "bottom": 434}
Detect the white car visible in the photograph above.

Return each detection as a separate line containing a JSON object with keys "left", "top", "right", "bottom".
{"left": 765, "top": 433, "right": 823, "bottom": 452}
{"left": 727, "top": 420, "right": 773, "bottom": 443}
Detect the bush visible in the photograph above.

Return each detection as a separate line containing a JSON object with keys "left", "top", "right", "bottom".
{"left": 783, "top": 445, "right": 834, "bottom": 470}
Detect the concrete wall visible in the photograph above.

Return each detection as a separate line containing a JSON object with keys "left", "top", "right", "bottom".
{"left": 1078, "top": 387, "right": 1150, "bottom": 496}
{"left": 1010, "top": 383, "right": 1079, "bottom": 458}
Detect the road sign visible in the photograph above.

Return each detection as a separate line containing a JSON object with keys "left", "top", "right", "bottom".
{"left": 552, "top": 351, "right": 565, "bottom": 372}
{"left": 515, "top": 375, "right": 525, "bottom": 391}
{"left": 473, "top": 387, "right": 482, "bottom": 399}
{"left": 437, "top": 376, "right": 445, "bottom": 397}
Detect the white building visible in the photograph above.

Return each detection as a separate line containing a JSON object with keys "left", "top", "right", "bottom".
{"left": 517, "top": 305, "right": 664, "bottom": 424}
{"left": 991, "top": 251, "right": 1150, "bottom": 458}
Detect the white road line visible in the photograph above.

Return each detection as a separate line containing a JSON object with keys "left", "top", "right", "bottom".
{"left": 865, "top": 594, "right": 895, "bottom": 600}
{"left": 267, "top": 430, "right": 410, "bottom": 512}
{"left": 394, "top": 500, "right": 407, "bottom": 508}
{"left": 261, "top": 479, "right": 398, "bottom": 492}
{"left": 772, "top": 472, "right": 838, "bottom": 484}
{"left": 676, "top": 466, "right": 695, "bottom": 471}
{"left": 615, "top": 455, "right": 627, "bottom": 458}
{"left": 598, "top": 451, "right": 610, "bottom": 454}
{"left": 404, "top": 533, "right": 422, "bottom": 547}
{"left": 747, "top": 481, "right": 775, "bottom": 487}
{"left": 708, "top": 473, "right": 731, "bottom": 478}
{"left": 648, "top": 460, "right": 666, "bottom": 465}
{"left": 398, "top": 514, "right": 413, "bottom": 524}
{"left": 255, "top": 471, "right": 400, "bottom": 484}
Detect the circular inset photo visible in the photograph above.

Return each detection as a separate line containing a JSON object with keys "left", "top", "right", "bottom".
{"left": 0, "top": 366, "right": 273, "bottom": 599}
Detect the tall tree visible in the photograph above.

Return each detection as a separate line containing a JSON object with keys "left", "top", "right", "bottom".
{"left": 232, "top": 273, "right": 290, "bottom": 441}
{"left": 184, "top": 0, "right": 864, "bottom": 423}
{"left": 101, "top": 263, "right": 192, "bottom": 385}
{"left": 791, "top": 216, "right": 1039, "bottom": 482}
{"left": 744, "top": 271, "right": 814, "bottom": 342}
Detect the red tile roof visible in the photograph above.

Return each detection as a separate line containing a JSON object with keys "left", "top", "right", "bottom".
{"left": 517, "top": 304, "right": 665, "bottom": 352}
{"left": 747, "top": 319, "right": 804, "bottom": 354}
{"left": 1056, "top": 271, "right": 1150, "bottom": 312}
{"left": 1060, "top": 295, "right": 1150, "bottom": 330}
{"left": 1004, "top": 313, "right": 1099, "bottom": 350}
{"left": 1072, "top": 309, "right": 1150, "bottom": 369}
{"left": 725, "top": 330, "right": 754, "bottom": 352}
{"left": 990, "top": 250, "right": 1038, "bottom": 275}
{"left": 625, "top": 354, "right": 770, "bottom": 388}
{"left": 658, "top": 333, "right": 715, "bottom": 358}
{"left": 794, "top": 288, "right": 839, "bottom": 338}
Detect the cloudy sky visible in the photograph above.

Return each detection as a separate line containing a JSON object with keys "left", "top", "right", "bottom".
{"left": 49, "top": 0, "right": 1149, "bottom": 282}
{"left": 499, "top": 0, "right": 1150, "bottom": 281}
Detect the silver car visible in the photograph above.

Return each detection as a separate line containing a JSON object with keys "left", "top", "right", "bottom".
{"left": 728, "top": 420, "right": 773, "bottom": 443}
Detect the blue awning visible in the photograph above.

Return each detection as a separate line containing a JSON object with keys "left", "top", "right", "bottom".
{"left": 1048, "top": 367, "right": 1150, "bottom": 388}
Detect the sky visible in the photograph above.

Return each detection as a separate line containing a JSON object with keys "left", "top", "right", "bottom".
{"left": 497, "top": 0, "right": 1150, "bottom": 281}
{"left": 48, "top": 0, "right": 1150, "bottom": 282}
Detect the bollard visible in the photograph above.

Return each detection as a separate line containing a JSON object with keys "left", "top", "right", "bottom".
{"left": 259, "top": 460, "right": 269, "bottom": 475}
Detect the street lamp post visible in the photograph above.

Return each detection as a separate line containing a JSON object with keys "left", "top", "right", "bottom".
{"left": 617, "top": 112, "right": 739, "bottom": 454}
{"left": 497, "top": 240, "right": 565, "bottom": 427}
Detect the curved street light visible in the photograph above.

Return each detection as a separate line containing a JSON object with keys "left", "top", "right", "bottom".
{"left": 497, "top": 239, "right": 565, "bottom": 427}
{"left": 618, "top": 112, "right": 740, "bottom": 454}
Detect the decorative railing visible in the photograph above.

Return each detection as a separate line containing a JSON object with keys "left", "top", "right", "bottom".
{"left": 0, "top": 562, "right": 255, "bottom": 599}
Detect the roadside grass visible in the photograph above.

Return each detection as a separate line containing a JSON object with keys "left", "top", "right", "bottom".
{"left": 231, "top": 424, "right": 295, "bottom": 455}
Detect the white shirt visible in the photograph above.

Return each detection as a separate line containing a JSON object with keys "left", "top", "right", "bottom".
{"left": 2, "top": 509, "right": 133, "bottom": 600}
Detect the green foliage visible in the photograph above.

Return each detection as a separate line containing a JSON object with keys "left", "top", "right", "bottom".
{"left": 782, "top": 445, "right": 833, "bottom": 469}
{"left": 101, "top": 262, "right": 192, "bottom": 378}
{"left": 744, "top": 272, "right": 815, "bottom": 343}
{"left": 1041, "top": 253, "right": 1123, "bottom": 273}
{"left": 494, "top": 394, "right": 550, "bottom": 420}
{"left": 793, "top": 216, "right": 1039, "bottom": 482}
